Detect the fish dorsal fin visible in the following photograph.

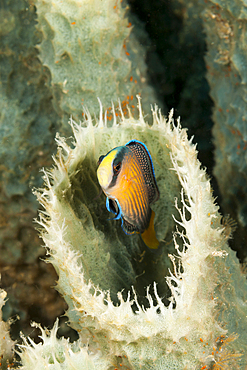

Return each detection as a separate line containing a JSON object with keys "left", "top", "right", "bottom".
{"left": 126, "top": 140, "right": 160, "bottom": 204}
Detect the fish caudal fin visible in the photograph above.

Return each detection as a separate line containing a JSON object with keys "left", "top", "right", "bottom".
{"left": 141, "top": 210, "right": 159, "bottom": 249}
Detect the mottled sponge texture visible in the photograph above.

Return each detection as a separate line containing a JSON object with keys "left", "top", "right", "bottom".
{"left": 35, "top": 0, "right": 163, "bottom": 129}
{"left": 202, "top": 0, "right": 247, "bottom": 231}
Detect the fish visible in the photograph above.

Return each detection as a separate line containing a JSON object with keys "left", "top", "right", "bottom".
{"left": 97, "top": 139, "right": 160, "bottom": 249}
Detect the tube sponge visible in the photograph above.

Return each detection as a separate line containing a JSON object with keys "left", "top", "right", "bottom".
{"left": 0, "top": 289, "right": 14, "bottom": 369}
{"left": 28, "top": 99, "right": 247, "bottom": 369}
{"left": 35, "top": 0, "right": 163, "bottom": 129}
{"left": 35, "top": 99, "right": 180, "bottom": 304}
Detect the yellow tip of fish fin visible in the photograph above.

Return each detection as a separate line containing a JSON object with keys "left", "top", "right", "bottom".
{"left": 141, "top": 210, "right": 159, "bottom": 249}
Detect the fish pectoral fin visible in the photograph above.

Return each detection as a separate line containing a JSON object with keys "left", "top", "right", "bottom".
{"left": 122, "top": 218, "right": 139, "bottom": 235}
{"left": 106, "top": 198, "right": 121, "bottom": 220}
{"left": 141, "top": 210, "right": 159, "bottom": 249}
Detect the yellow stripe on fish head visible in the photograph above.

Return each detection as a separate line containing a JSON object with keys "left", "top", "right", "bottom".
{"left": 97, "top": 148, "right": 119, "bottom": 190}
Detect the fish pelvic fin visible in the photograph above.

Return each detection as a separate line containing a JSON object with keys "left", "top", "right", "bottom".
{"left": 141, "top": 210, "right": 159, "bottom": 249}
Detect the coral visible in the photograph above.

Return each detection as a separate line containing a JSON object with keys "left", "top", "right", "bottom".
{"left": 15, "top": 101, "right": 246, "bottom": 369}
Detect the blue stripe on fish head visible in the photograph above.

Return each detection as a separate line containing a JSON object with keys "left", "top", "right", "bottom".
{"left": 106, "top": 197, "right": 122, "bottom": 220}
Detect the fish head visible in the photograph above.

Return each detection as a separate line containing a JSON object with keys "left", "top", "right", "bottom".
{"left": 97, "top": 146, "right": 127, "bottom": 191}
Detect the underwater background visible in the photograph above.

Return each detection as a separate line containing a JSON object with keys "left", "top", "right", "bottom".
{"left": 0, "top": 0, "right": 247, "bottom": 368}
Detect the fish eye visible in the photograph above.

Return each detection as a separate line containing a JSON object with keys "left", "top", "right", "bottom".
{"left": 113, "top": 162, "right": 122, "bottom": 175}
{"left": 98, "top": 155, "right": 105, "bottom": 165}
